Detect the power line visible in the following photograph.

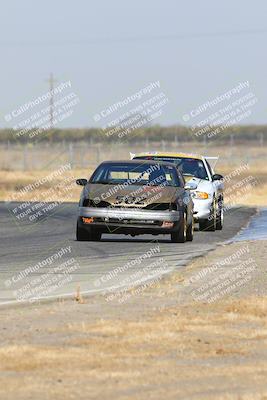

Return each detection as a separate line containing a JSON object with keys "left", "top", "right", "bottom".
{"left": 1, "top": 28, "right": 267, "bottom": 46}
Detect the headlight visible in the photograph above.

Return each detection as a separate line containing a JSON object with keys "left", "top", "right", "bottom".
{"left": 192, "top": 191, "right": 209, "bottom": 199}
{"left": 82, "top": 198, "right": 91, "bottom": 207}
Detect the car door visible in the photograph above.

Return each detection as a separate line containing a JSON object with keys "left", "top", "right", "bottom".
{"left": 205, "top": 159, "right": 223, "bottom": 198}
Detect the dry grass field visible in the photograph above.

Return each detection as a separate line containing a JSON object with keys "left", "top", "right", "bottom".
{"left": 0, "top": 142, "right": 266, "bottom": 206}
{"left": 0, "top": 240, "right": 267, "bottom": 400}
{"left": 1, "top": 298, "right": 267, "bottom": 400}
{"left": 1, "top": 140, "right": 266, "bottom": 399}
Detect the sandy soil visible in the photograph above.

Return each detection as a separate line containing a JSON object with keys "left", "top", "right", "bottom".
{"left": 0, "top": 237, "right": 266, "bottom": 400}
{"left": 1, "top": 143, "right": 266, "bottom": 398}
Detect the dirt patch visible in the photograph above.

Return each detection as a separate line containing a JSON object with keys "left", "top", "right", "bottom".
{"left": 0, "top": 238, "right": 267, "bottom": 399}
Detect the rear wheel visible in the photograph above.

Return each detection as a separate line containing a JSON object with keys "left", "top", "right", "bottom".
{"left": 171, "top": 212, "right": 187, "bottom": 243}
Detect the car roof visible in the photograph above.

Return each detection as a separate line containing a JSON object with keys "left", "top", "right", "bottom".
{"left": 100, "top": 159, "right": 178, "bottom": 167}
{"left": 133, "top": 152, "right": 203, "bottom": 160}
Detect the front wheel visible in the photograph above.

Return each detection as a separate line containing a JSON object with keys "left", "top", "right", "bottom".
{"left": 171, "top": 212, "right": 187, "bottom": 243}
{"left": 199, "top": 199, "right": 216, "bottom": 232}
{"left": 216, "top": 201, "right": 224, "bottom": 230}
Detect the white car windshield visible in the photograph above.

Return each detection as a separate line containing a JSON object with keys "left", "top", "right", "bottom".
{"left": 134, "top": 156, "right": 209, "bottom": 180}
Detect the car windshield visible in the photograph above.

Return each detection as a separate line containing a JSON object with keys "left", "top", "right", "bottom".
{"left": 134, "top": 156, "right": 209, "bottom": 180}
{"left": 90, "top": 162, "right": 181, "bottom": 187}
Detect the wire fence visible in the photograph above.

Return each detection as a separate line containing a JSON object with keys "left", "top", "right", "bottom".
{"left": 0, "top": 139, "right": 265, "bottom": 171}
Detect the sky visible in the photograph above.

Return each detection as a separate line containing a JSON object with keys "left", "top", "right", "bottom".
{"left": 0, "top": 0, "right": 266, "bottom": 128}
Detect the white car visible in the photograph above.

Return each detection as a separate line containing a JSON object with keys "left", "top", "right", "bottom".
{"left": 131, "top": 152, "right": 224, "bottom": 231}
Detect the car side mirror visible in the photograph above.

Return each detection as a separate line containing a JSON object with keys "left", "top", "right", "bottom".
{"left": 212, "top": 174, "right": 223, "bottom": 181}
{"left": 76, "top": 178, "right": 88, "bottom": 186}
{"left": 185, "top": 182, "right": 198, "bottom": 190}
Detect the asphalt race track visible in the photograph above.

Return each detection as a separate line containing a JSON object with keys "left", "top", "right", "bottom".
{"left": 0, "top": 202, "right": 255, "bottom": 306}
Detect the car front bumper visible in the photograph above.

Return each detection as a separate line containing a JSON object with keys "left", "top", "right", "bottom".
{"left": 78, "top": 206, "right": 181, "bottom": 234}
{"left": 192, "top": 198, "right": 213, "bottom": 221}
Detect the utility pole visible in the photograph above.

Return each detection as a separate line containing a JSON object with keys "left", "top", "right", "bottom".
{"left": 46, "top": 73, "right": 57, "bottom": 129}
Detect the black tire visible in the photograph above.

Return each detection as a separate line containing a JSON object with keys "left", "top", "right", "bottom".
{"left": 216, "top": 201, "right": 224, "bottom": 230}
{"left": 171, "top": 212, "right": 187, "bottom": 243}
{"left": 199, "top": 219, "right": 208, "bottom": 231}
{"left": 186, "top": 216, "right": 194, "bottom": 241}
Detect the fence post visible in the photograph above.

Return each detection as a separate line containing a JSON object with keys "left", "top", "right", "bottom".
{"left": 80, "top": 145, "right": 84, "bottom": 169}
{"left": 69, "top": 142, "right": 73, "bottom": 169}
{"left": 96, "top": 144, "right": 100, "bottom": 164}
{"left": 259, "top": 132, "right": 264, "bottom": 146}
{"left": 23, "top": 144, "right": 28, "bottom": 171}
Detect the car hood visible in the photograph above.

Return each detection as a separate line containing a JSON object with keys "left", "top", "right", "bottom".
{"left": 87, "top": 183, "right": 182, "bottom": 207}
{"left": 185, "top": 176, "right": 212, "bottom": 193}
